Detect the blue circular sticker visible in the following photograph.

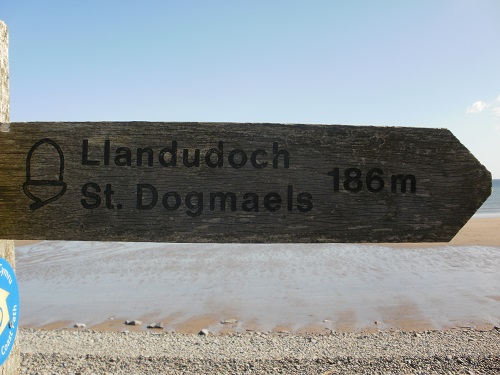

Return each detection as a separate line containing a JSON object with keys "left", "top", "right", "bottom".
{"left": 0, "top": 258, "right": 19, "bottom": 366}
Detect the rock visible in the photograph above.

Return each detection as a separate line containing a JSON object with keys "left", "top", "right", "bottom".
{"left": 446, "top": 355, "right": 453, "bottom": 360}
{"left": 220, "top": 319, "right": 238, "bottom": 325}
{"left": 413, "top": 332, "right": 421, "bottom": 338}
{"left": 124, "top": 320, "right": 142, "bottom": 326}
{"left": 147, "top": 322, "right": 164, "bottom": 329}
{"left": 323, "top": 319, "right": 331, "bottom": 323}
{"left": 73, "top": 323, "right": 86, "bottom": 329}
{"left": 198, "top": 329, "right": 209, "bottom": 336}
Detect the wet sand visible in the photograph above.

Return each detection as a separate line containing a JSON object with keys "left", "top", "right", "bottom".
{"left": 14, "top": 218, "right": 500, "bottom": 333}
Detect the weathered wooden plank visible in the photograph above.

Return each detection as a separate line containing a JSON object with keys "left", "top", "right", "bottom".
{"left": 0, "top": 122, "right": 491, "bottom": 243}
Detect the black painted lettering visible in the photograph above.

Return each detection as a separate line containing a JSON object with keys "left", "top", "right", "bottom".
{"left": 162, "top": 191, "right": 181, "bottom": 211}
{"left": 137, "top": 147, "right": 154, "bottom": 167}
{"left": 159, "top": 141, "right": 177, "bottom": 167}
{"left": 297, "top": 192, "right": 313, "bottom": 212}
{"left": 210, "top": 192, "right": 237, "bottom": 211}
{"left": 115, "top": 147, "right": 132, "bottom": 166}
{"left": 272, "top": 142, "right": 289, "bottom": 169}
{"left": 185, "top": 191, "right": 204, "bottom": 217}
{"left": 242, "top": 192, "right": 259, "bottom": 212}
{"left": 137, "top": 183, "right": 158, "bottom": 210}
{"left": 205, "top": 141, "right": 224, "bottom": 168}
{"left": 366, "top": 168, "right": 384, "bottom": 193}
{"left": 228, "top": 149, "right": 247, "bottom": 169}
{"left": 250, "top": 149, "right": 268, "bottom": 168}
{"left": 183, "top": 148, "right": 200, "bottom": 167}
{"left": 104, "top": 184, "right": 115, "bottom": 209}
{"left": 287, "top": 185, "right": 293, "bottom": 211}
{"left": 82, "top": 140, "right": 99, "bottom": 166}
{"left": 327, "top": 168, "right": 340, "bottom": 192}
{"left": 81, "top": 182, "right": 101, "bottom": 209}
{"left": 264, "top": 192, "right": 282, "bottom": 212}
{"left": 344, "top": 168, "right": 363, "bottom": 192}
{"left": 391, "top": 174, "right": 417, "bottom": 193}
{"left": 104, "top": 140, "right": 110, "bottom": 166}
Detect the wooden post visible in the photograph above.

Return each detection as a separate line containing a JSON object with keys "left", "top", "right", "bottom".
{"left": 0, "top": 20, "right": 20, "bottom": 375}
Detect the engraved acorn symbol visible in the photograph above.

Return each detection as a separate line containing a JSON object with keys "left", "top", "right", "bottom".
{"left": 23, "top": 138, "right": 67, "bottom": 211}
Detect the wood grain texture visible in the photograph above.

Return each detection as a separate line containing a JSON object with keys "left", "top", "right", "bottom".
{"left": 0, "top": 21, "right": 8, "bottom": 123}
{"left": 0, "top": 122, "right": 491, "bottom": 243}
{"left": 0, "top": 21, "right": 14, "bottom": 266}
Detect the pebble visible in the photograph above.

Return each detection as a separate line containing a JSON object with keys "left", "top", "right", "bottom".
{"left": 147, "top": 322, "right": 164, "bottom": 329}
{"left": 220, "top": 319, "right": 238, "bottom": 325}
{"left": 18, "top": 327, "right": 500, "bottom": 374}
{"left": 124, "top": 320, "right": 142, "bottom": 326}
{"left": 73, "top": 323, "right": 86, "bottom": 329}
{"left": 198, "top": 329, "right": 209, "bottom": 336}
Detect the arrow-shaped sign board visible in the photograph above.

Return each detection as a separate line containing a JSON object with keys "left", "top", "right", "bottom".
{"left": 0, "top": 122, "right": 491, "bottom": 243}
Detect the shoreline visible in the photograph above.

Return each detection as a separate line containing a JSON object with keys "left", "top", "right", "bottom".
{"left": 15, "top": 217, "right": 500, "bottom": 335}
{"left": 14, "top": 217, "right": 500, "bottom": 373}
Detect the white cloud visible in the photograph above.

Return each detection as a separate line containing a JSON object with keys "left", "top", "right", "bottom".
{"left": 466, "top": 95, "right": 500, "bottom": 116}
{"left": 466, "top": 100, "right": 490, "bottom": 114}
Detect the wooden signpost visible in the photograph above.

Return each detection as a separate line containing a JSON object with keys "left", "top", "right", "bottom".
{"left": 0, "top": 17, "right": 494, "bottom": 375}
{"left": 0, "top": 121, "right": 492, "bottom": 243}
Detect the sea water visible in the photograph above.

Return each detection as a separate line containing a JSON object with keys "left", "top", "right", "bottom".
{"left": 474, "top": 179, "right": 500, "bottom": 217}
{"left": 16, "top": 241, "right": 500, "bottom": 332}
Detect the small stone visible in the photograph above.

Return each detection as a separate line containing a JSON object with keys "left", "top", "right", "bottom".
{"left": 73, "top": 323, "right": 86, "bottom": 329}
{"left": 413, "top": 332, "right": 421, "bottom": 338}
{"left": 124, "top": 320, "right": 142, "bottom": 326}
{"left": 147, "top": 322, "right": 164, "bottom": 329}
{"left": 323, "top": 319, "right": 331, "bottom": 323}
{"left": 199, "top": 329, "right": 209, "bottom": 336}
{"left": 446, "top": 355, "right": 453, "bottom": 360}
{"left": 220, "top": 319, "right": 238, "bottom": 325}
{"left": 374, "top": 321, "right": 378, "bottom": 325}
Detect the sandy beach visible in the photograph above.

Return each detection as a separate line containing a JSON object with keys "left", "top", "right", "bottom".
{"left": 14, "top": 217, "right": 500, "bottom": 335}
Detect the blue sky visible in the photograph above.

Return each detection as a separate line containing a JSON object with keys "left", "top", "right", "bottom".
{"left": 2, "top": 1, "right": 500, "bottom": 177}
